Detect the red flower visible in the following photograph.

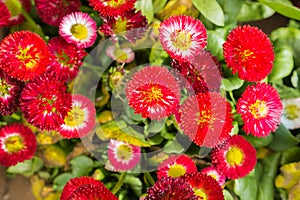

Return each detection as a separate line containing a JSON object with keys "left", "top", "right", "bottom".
{"left": 35, "top": 0, "right": 81, "bottom": 26}
{"left": 88, "top": 0, "right": 137, "bottom": 17}
{"left": 179, "top": 92, "right": 233, "bottom": 148}
{"left": 20, "top": 74, "right": 72, "bottom": 131}
{"left": 237, "top": 82, "right": 283, "bottom": 137}
{"left": 47, "top": 37, "right": 87, "bottom": 82}
{"left": 145, "top": 177, "right": 198, "bottom": 200}
{"left": 223, "top": 25, "right": 274, "bottom": 82}
{"left": 211, "top": 135, "right": 257, "bottom": 179}
{"left": 0, "top": 2, "right": 10, "bottom": 27}
{"left": 126, "top": 66, "right": 180, "bottom": 120}
{"left": 159, "top": 15, "right": 207, "bottom": 62}
{"left": 1, "top": 0, "right": 31, "bottom": 26}
{"left": 183, "top": 172, "right": 224, "bottom": 200}
{"left": 60, "top": 176, "right": 118, "bottom": 200}
{"left": 0, "top": 123, "right": 36, "bottom": 167}
{"left": 201, "top": 166, "right": 226, "bottom": 187}
{"left": 157, "top": 154, "right": 197, "bottom": 180}
{"left": 0, "top": 31, "right": 51, "bottom": 81}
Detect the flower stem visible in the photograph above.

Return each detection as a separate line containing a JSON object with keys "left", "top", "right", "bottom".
{"left": 144, "top": 172, "right": 155, "bottom": 186}
{"left": 228, "top": 90, "right": 236, "bottom": 104}
{"left": 112, "top": 172, "right": 127, "bottom": 194}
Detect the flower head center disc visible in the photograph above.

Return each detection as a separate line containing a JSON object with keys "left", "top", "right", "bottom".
{"left": 70, "top": 24, "right": 88, "bottom": 40}
{"left": 0, "top": 80, "right": 10, "bottom": 96}
{"left": 64, "top": 106, "right": 85, "bottom": 127}
{"left": 196, "top": 110, "right": 213, "bottom": 128}
{"left": 284, "top": 104, "right": 299, "bottom": 120}
{"left": 5, "top": 135, "right": 24, "bottom": 153}
{"left": 249, "top": 100, "right": 268, "bottom": 119}
{"left": 107, "top": 0, "right": 125, "bottom": 8}
{"left": 113, "top": 18, "right": 129, "bottom": 34}
{"left": 113, "top": 48, "right": 128, "bottom": 62}
{"left": 240, "top": 49, "right": 255, "bottom": 62}
{"left": 171, "top": 30, "right": 192, "bottom": 51}
{"left": 142, "top": 84, "right": 163, "bottom": 103}
{"left": 17, "top": 46, "right": 39, "bottom": 69}
{"left": 56, "top": 51, "right": 72, "bottom": 67}
{"left": 193, "top": 188, "right": 207, "bottom": 200}
{"left": 116, "top": 144, "right": 132, "bottom": 160}
{"left": 226, "top": 146, "right": 244, "bottom": 166}
{"left": 167, "top": 164, "right": 186, "bottom": 178}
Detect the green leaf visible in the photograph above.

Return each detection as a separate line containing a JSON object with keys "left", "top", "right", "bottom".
{"left": 192, "top": 0, "right": 224, "bottom": 26}
{"left": 149, "top": 41, "right": 169, "bottom": 65}
{"left": 269, "top": 46, "right": 294, "bottom": 82}
{"left": 223, "top": 190, "right": 234, "bottom": 200}
{"left": 146, "top": 119, "right": 166, "bottom": 134}
{"left": 291, "top": 70, "right": 299, "bottom": 88}
{"left": 207, "top": 29, "right": 226, "bottom": 61}
{"left": 70, "top": 155, "right": 94, "bottom": 177}
{"left": 53, "top": 173, "right": 74, "bottom": 191}
{"left": 163, "top": 139, "right": 185, "bottom": 154}
{"left": 217, "top": 0, "right": 243, "bottom": 25}
{"left": 234, "top": 171, "right": 258, "bottom": 200}
{"left": 237, "top": 1, "right": 275, "bottom": 21}
{"left": 7, "top": 157, "right": 43, "bottom": 177}
{"left": 222, "top": 75, "right": 244, "bottom": 91}
{"left": 280, "top": 147, "right": 300, "bottom": 165}
{"left": 243, "top": 134, "right": 273, "bottom": 148}
{"left": 258, "top": 0, "right": 300, "bottom": 20}
{"left": 267, "top": 124, "right": 299, "bottom": 151}
{"left": 135, "top": 0, "right": 154, "bottom": 23}
{"left": 124, "top": 175, "right": 143, "bottom": 197}
{"left": 153, "top": 0, "right": 168, "bottom": 13}
{"left": 273, "top": 83, "right": 300, "bottom": 99}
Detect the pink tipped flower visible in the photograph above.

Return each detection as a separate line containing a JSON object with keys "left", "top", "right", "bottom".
{"left": 106, "top": 45, "right": 135, "bottom": 63}
{"left": 157, "top": 154, "right": 197, "bottom": 179}
{"left": 108, "top": 139, "right": 141, "bottom": 171}
{"left": 0, "top": 123, "right": 36, "bottom": 167}
{"left": 223, "top": 25, "right": 274, "bottom": 82}
{"left": 126, "top": 66, "right": 180, "bottom": 121}
{"left": 59, "top": 12, "right": 97, "bottom": 48}
{"left": 237, "top": 82, "right": 283, "bottom": 137}
{"left": 211, "top": 135, "right": 257, "bottom": 179}
{"left": 159, "top": 15, "right": 207, "bottom": 62}
{"left": 201, "top": 166, "right": 226, "bottom": 187}
{"left": 58, "top": 94, "right": 96, "bottom": 139}
{"left": 35, "top": 0, "right": 81, "bottom": 26}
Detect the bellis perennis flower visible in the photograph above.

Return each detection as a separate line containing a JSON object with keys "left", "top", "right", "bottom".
{"left": 281, "top": 98, "right": 300, "bottom": 130}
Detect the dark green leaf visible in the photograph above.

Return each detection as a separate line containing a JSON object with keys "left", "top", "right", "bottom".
{"left": 243, "top": 134, "right": 273, "bottom": 148}
{"left": 153, "top": 0, "right": 168, "bottom": 13}
{"left": 280, "top": 147, "right": 300, "bottom": 165}
{"left": 273, "top": 83, "right": 300, "bottom": 99}
{"left": 163, "top": 139, "right": 185, "bottom": 154}
{"left": 234, "top": 171, "right": 258, "bottom": 200}
{"left": 70, "top": 155, "right": 94, "bottom": 177}
{"left": 217, "top": 0, "right": 243, "bottom": 25}
{"left": 146, "top": 119, "right": 166, "bottom": 133}
{"left": 237, "top": 1, "right": 275, "bottom": 21}
{"left": 207, "top": 29, "right": 226, "bottom": 61}
{"left": 222, "top": 75, "right": 244, "bottom": 91}
{"left": 124, "top": 175, "right": 143, "bottom": 197}
{"left": 53, "top": 173, "right": 74, "bottom": 191}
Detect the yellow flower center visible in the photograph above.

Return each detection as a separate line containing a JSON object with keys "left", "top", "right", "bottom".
{"left": 249, "top": 100, "right": 268, "bottom": 119}
{"left": 196, "top": 110, "right": 214, "bottom": 128}
{"left": 167, "top": 164, "right": 186, "bottom": 178}
{"left": 143, "top": 85, "right": 163, "bottom": 103}
{"left": 194, "top": 188, "right": 207, "bottom": 200}
{"left": 5, "top": 135, "right": 24, "bottom": 154}
{"left": 70, "top": 24, "right": 88, "bottom": 40}
{"left": 64, "top": 106, "right": 85, "bottom": 127}
{"left": 113, "top": 18, "right": 129, "bottom": 34}
{"left": 171, "top": 30, "right": 192, "bottom": 51}
{"left": 107, "top": 0, "right": 125, "bottom": 8}
{"left": 17, "top": 46, "right": 39, "bottom": 69}
{"left": 240, "top": 49, "right": 255, "bottom": 61}
{"left": 116, "top": 144, "right": 132, "bottom": 160}
{"left": 226, "top": 146, "right": 244, "bottom": 166}
{"left": 0, "top": 80, "right": 10, "bottom": 96}
{"left": 113, "top": 48, "right": 128, "bottom": 62}
{"left": 284, "top": 104, "right": 300, "bottom": 120}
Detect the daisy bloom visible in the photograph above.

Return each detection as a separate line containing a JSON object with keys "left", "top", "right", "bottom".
{"left": 58, "top": 94, "right": 96, "bottom": 139}
{"left": 47, "top": 37, "right": 87, "bottom": 82}
{"left": 211, "top": 135, "right": 257, "bottom": 179}
{"left": 223, "top": 25, "right": 274, "bottom": 82}
{"left": 201, "top": 166, "right": 226, "bottom": 187}
{"left": 0, "top": 31, "right": 51, "bottom": 81}
{"left": 60, "top": 176, "right": 118, "bottom": 200}
{"left": 281, "top": 98, "right": 300, "bottom": 130}
{"left": 157, "top": 154, "right": 197, "bottom": 180}
{"left": 126, "top": 66, "right": 180, "bottom": 121}
{"left": 145, "top": 177, "right": 198, "bottom": 200}
{"left": 59, "top": 12, "right": 97, "bottom": 48}
{"left": 179, "top": 92, "right": 233, "bottom": 148}
{"left": 0, "top": 70, "right": 24, "bottom": 115}
{"left": 20, "top": 74, "right": 72, "bottom": 131}
{"left": 0, "top": 123, "right": 36, "bottom": 167}
{"left": 35, "top": 0, "right": 81, "bottom": 26}
{"left": 237, "top": 82, "right": 283, "bottom": 137}
{"left": 183, "top": 172, "right": 224, "bottom": 200}
{"left": 0, "top": 2, "right": 10, "bottom": 27}
{"left": 159, "top": 15, "right": 207, "bottom": 62}
{"left": 108, "top": 139, "right": 141, "bottom": 171}
{"left": 88, "top": 0, "right": 137, "bottom": 17}
{"left": 106, "top": 45, "right": 134, "bottom": 63}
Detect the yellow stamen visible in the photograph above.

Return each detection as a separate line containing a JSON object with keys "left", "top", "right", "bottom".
{"left": 113, "top": 18, "right": 128, "bottom": 34}
{"left": 70, "top": 24, "right": 88, "bottom": 40}
{"left": 5, "top": 135, "right": 24, "bottom": 153}
{"left": 194, "top": 188, "right": 207, "bottom": 200}
{"left": 107, "top": 0, "right": 125, "bottom": 8}
{"left": 171, "top": 30, "right": 192, "bottom": 51}
{"left": 167, "top": 164, "right": 186, "bottom": 178}
{"left": 226, "top": 146, "right": 244, "bottom": 166}
{"left": 16, "top": 46, "right": 39, "bottom": 69}
{"left": 249, "top": 100, "right": 268, "bottom": 119}
{"left": 143, "top": 85, "right": 163, "bottom": 103}
{"left": 116, "top": 144, "right": 132, "bottom": 160}
{"left": 113, "top": 48, "right": 128, "bottom": 62}
{"left": 284, "top": 104, "right": 300, "bottom": 120}
{"left": 64, "top": 106, "right": 85, "bottom": 127}
{"left": 240, "top": 49, "right": 255, "bottom": 61}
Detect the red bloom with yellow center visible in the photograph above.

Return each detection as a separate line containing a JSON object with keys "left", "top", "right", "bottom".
{"left": 223, "top": 25, "right": 274, "bottom": 82}
{"left": 126, "top": 66, "right": 180, "bottom": 121}
{"left": 237, "top": 82, "right": 283, "bottom": 137}
{"left": 0, "top": 31, "right": 51, "bottom": 81}
{"left": 211, "top": 135, "right": 257, "bottom": 179}
{"left": 183, "top": 172, "right": 224, "bottom": 200}
{"left": 179, "top": 92, "right": 233, "bottom": 148}
{"left": 60, "top": 176, "right": 118, "bottom": 200}
{"left": 0, "top": 123, "right": 36, "bottom": 167}
{"left": 201, "top": 166, "right": 226, "bottom": 187}
{"left": 88, "top": 0, "right": 137, "bottom": 17}
{"left": 157, "top": 154, "right": 197, "bottom": 180}
{"left": 20, "top": 74, "right": 72, "bottom": 131}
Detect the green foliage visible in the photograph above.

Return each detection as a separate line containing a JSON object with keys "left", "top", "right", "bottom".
{"left": 237, "top": 1, "right": 275, "bottom": 21}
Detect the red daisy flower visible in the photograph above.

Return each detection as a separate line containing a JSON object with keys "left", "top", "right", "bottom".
{"left": 159, "top": 15, "right": 207, "bottom": 62}
{"left": 179, "top": 92, "right": 233, "bottom": 148}
{"left": 211, "top": 135, "right": 257, "bottom": 179}
{"left": 0, "top": 31, "right": 51, "bottom": 81}
{"left": 47, "top": 37, "right": 87, "bottom": 82}
{"left": 20, "top": 74, "right": 72, "bottom": 131}
{"left": 2, "top": 0, "right": 31, "bottom": 26}
{"left": 88, "top": 0, "right": 137, "bottom": 17}
{"left": 201, "top": 166, "right": 226, "bottom": 187}
{"left": 157, "top": 154, "right": 197, "bottom": 180}
{"left": 126, "top": 66, "right": 180, "bottom": 121}
{"left": 223, "top": 25, "right": 274, "bottom": 82}
{"left": 0, "top": 123, "right": 36, "bottom": 167}
{"left": 145, "top": 177, "right": 198, "bottom": 200}
{"left": 58, "top": 94, "right": 96, "bottom": 139}
{"left": 183, "top": 172, "right": 224, "bottom": 200}
{"left": 60, "top": 176, "right": 118, "bottom": 200}
{"left": 35, "top": 0, "right": 81, "bottom": 26}
{"left": 107, "top": 139, "right": 141, "bottom": 171}
{"left": 0, "top": 70, "right": 24, "bottom": 115}
{"left": 237, "top": 82, "right": 283, "bottom": 137}
{"left": 0, "top": 2, "right": 10, "bottom": 27}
